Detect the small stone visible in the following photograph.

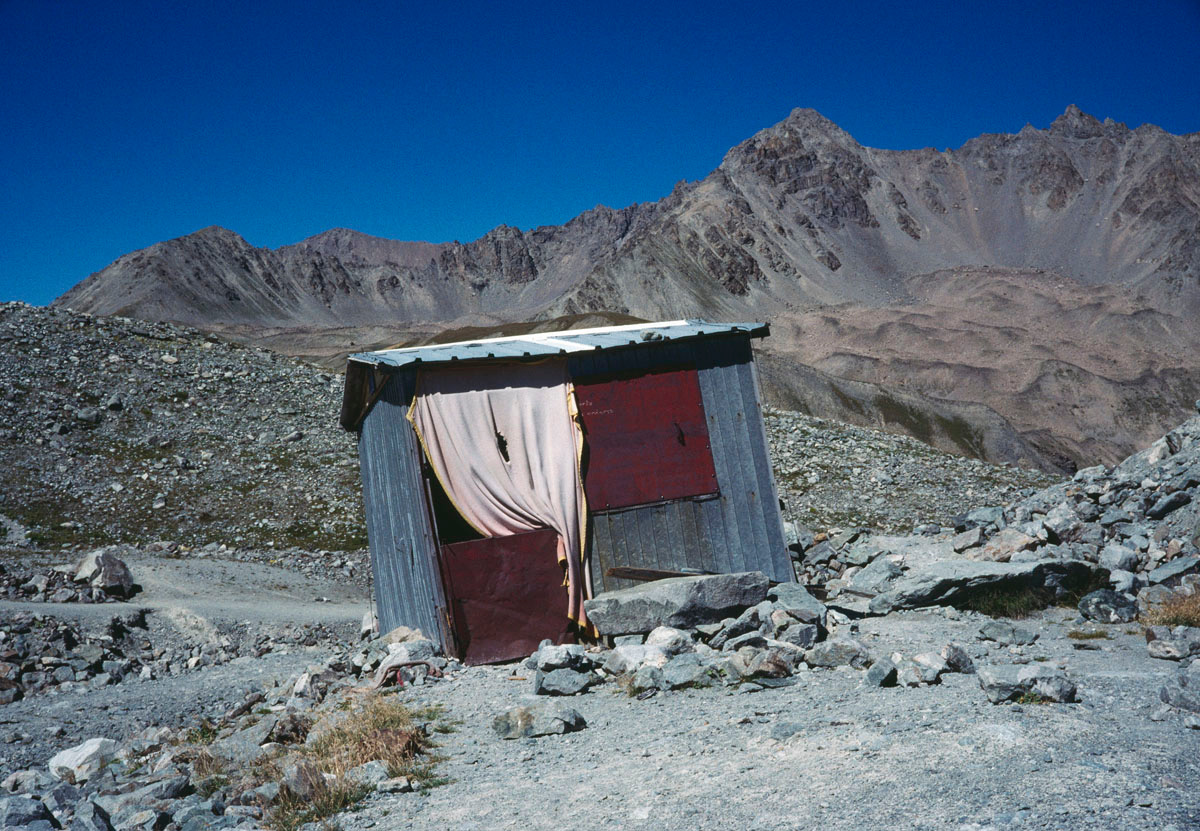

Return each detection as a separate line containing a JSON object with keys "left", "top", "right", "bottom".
{"left": 0, "top": 795, "right": 56, "bottom": 828}
{"left": 862, "top": 658, "right": 898, "bottom": 687}
{"left": 281, "top": 760, "right": 327, "bottom": 800}
{"left": 532, "top": 643, "right": 591, "bottom": 672}
{"left": 804, "top": 638, "right": 872, "bottom": 669}
{"left": 71, "top": 800, "right": 114, "bottom": 831}
{"left": 493, "top": 701, "right": 586, "bottom": 739}
{"left": 631, "top": 664, "right": 665, "bottom": 692}
{"left": 1098, "top": 543, "right": 1139, "bottom": 573}
{"left": 777, "top": 622, "right": 820, "bottom": 649}
{"left": 660, "top": 653, "right": 714, "bottom": 688}
{"left": 940, "top": 643, "right": 975, "bottom": 674}
{"left": 977, "top": 665, "right": 1025, "bottom": 703}
{"left": 644, "top": 627, "right": 694, "bottom": 657}
{"left": 951, "top": 527, "right": 984, "bottom": 552}
{"left": 1147, "top": 491, "right": 1191, "bottom": 520}
{"left": 532, "top": 668, "right": 597, "bottom": 696}
{"left": 969, "top": 528, "right": 1037, "bottom": 562}
{"left": 912, "top": 652, "right": 949, "bottom": 684}
{"left": 978, "top": 621, "right": 1037, "bottom": 646}
{"left": 346, "top": 760, "right": 390, "bottom": 786}
{"left": 1019, "top": 666, "right": 1078, "bottom": 703}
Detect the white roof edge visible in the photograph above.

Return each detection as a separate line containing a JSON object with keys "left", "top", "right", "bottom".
{"left": 363, "top": 319, "right": 694, "bottom": 357}
{"left": 346, "top": 319, "right": 767, "bottom": 367}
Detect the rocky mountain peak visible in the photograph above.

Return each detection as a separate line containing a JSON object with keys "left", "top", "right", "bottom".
{"left": 1049, "top": 105, "right": 1106, "bottom": 139}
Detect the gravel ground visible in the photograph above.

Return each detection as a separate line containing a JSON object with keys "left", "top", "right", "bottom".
{"left": 0, "top": 649, "right": 323, "bottom": 773}
{"left": 0, "top": 549, "right": 369, "bottom": 773}
{"left": 347, "top": 610, "right": 1199, "bottom": 831}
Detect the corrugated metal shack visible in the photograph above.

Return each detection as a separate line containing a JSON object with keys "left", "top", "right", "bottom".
{"left": 340, "top": 320, "right": 793, "bottom": 663}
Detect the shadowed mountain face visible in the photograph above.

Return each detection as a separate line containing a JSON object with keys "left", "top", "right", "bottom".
{"left": 56, "top": 106, "right": 1200, "bottom": 470}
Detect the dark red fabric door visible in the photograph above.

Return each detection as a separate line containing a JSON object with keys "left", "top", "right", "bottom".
{"left": 439, "top": 527, "right": 571, "bottom": 665}
{"left": 575, "top": 366, "right": 718, "bottom": 510}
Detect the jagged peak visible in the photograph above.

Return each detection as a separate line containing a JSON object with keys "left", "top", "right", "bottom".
{"left": 783, "top": 107, "right": 839, "bottom": 128}
{"left": 182, "top": 225, "right": 246, "bottom": 242}
{"left": 1049, "top": 105, "right": 1105, "bottom": 138}
{"left": 723, "top": 107, "right": 859, "bottom": 168}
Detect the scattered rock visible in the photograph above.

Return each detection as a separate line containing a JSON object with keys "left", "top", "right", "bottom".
{"left": 48, "top": 737, "right": 118, "bottom": 783}
{"left": 493, "top": 701, "right": 587, "bottom": 739}
{"left": 1077, "top": 589, "right": 1138, "bottom": 624}
{"left": 861, "top": 658, "right": 898, "bottom": 687}
{"left": 533, "top": 668, "right": 598, "bottom": 696}
{"left": 978, "top": 620, "right": 1038, "bottom": 646}
{"left": 804, "top": 638, "right": 872, "bottom": 669}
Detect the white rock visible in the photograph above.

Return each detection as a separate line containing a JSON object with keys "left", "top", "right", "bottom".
{"left": 644, "top": 626, "right": 694, "bottom": 656}
{"left": 48, "top": 738, "right": 118, "bottom": 782}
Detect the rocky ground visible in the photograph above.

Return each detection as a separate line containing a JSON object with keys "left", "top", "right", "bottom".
{"left": 0, "top": 302, "right": 361, "bottom": 553}
{"left": 1, "top": 302, "right": 1198, "bottom": 831}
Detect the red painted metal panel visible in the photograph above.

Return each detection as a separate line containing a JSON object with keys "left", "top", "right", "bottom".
{"left": 440, "top": 527, "right": 571, "bottom": 665}
{"left": 576, "top": 366, "right": 718, "bottom": 510}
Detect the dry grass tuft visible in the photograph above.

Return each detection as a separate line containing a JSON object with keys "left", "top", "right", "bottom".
{"left": 178, "top": 695, "right": 446, "bottom": 831}
{"left": 269, "top": 781, "right": 371, "bottom": 831}
{"left": 305, "top": 696, "right": 431, "bottom": 779}
{"left": 1143, "top": 591, "right": 1200, "bottom": 627}
{"left": 1067, "top": 629, "right": 1110, "bottom": 640}
{"left": 262, "top": 696, "right": 443, "bottom": 831}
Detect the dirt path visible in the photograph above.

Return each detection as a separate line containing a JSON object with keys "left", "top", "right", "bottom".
{"left": 0, "top": 551, "right": 369, "bottom": 627}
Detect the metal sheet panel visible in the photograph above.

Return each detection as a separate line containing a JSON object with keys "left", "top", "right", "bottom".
{"left": 575, "top": 366, "right": 718, "bottom": 510}
{"left": 577, "top": 335, "right": 794, "bottom": 591}
{"left": 349, "top": 320, "right": 768, "bottom": 371}
{"left": 440, "top": 528, "right": 570, "bottom": 665}
{"left": 358, "top": 371, "right": 452, "bottom": 652}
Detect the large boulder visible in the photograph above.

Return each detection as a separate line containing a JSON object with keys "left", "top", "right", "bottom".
{"left": 870, "top": 559, "right": 1100, "bottom": 614}
{"left": 583, "top": 572, "right": 770, "bottom": 635}
{"left": 73, "top": 549, "right": 134, "bottom": 598}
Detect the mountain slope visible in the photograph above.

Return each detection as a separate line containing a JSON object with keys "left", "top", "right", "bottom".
{"left": 55, "top": 106, "right": 1200, "bottom": 469}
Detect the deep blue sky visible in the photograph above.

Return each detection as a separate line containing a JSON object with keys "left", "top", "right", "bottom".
{"left": 2, "top": 0, "right": 1198, "bottom": 305}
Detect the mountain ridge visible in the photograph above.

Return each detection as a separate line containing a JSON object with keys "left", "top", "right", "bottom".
{"left": 54, "top": 106, "right": 1200, "bottom": 470}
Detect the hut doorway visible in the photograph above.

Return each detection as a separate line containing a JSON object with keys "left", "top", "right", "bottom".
{"left": 423, "top": 456, "right": 573, "bottom": 665}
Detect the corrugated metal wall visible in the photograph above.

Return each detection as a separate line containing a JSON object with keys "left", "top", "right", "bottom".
{"left": 568, "top": 334, "right": 793, "bottom": 592}
{"left": 357, "top": 369, "right": 451, "bottom": 652}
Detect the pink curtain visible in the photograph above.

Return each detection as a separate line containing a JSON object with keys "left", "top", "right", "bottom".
{"left": 407, "top": 359, "right": 592, "bottom": 629}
